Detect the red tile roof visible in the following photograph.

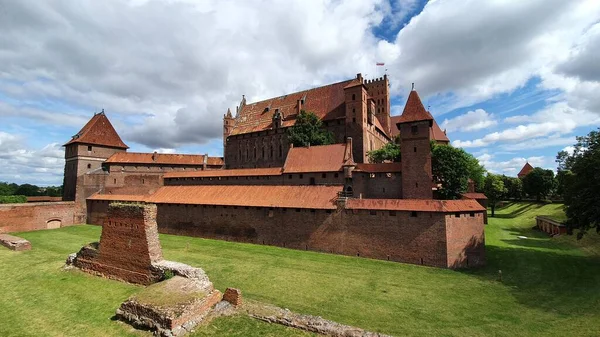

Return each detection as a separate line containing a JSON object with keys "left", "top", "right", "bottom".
{"left": 395, "top": 90, "right": 434, "bottom": 124}
{"left": 283, "top": 143, "right": 346, "bottom": 173}
{"left": 517, "top": 162, "right": 534, "bottom": 178}
{"left": 164, "top": 167, "right": 283, "bottom": 179}
{"left": 64, "top": 112, "right": 128, "bottom": 149}
{"left": 105, "top": 152, "right": 224, "bottom": 166}
{"left": 345, "top": 198, "right": 485, "bottom": 212}
{"left": 87, "top": 193, "right": 148, "bottom": 202}
{"left": 355, "top": 163, "right": 402, "bottom": 173}
{"left": 390, "top": 117, "right": 449, "bottom": 143}
{"left": 461, "top": 193, "right": 488, "bottom": 200}
{"left": 230, "top": 79, "right": 353, "bottom": 136}
{"left": 147, "top": 185, "right": 340, "bottom": 209}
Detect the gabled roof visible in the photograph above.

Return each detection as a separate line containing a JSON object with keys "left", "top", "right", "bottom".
{"left": 64, "top": 112, "right": 128, "bottom": 149}
{"left": 345, "top": 199, "right": 485, "bottom": 212}
{"left": 461, "top": 193, "right": 488, "bottom": 200}
{"left": 105, "top": 152, "right": 224, "bottom": 167}
{"left": 283, "top": 143, "right": 347, "bottom": 173}
{"left": 147, "top": 185, "right": 340, "bottom": 209}
{"left": 230, "top": 79, "right": 354, "bottom": 136}
{"left": 164, "top": 167, "right": 282, "bottom": 179}
{"left": 390, "top": 116, "right": 450, "bottom": 143}
{"left": 395, "top": 90, "right": 434, "bottom": 124}
{"left": 87, "top": 193, "right": 148, "bottom": 202}
{"left": 518, "top": 162, "right": 534, "bottom": 178}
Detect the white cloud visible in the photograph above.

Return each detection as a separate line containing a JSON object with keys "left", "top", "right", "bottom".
{"left": 477, "top": 153, "right": 550, "bottom": 176}
{"left": 0, "top": 0, "right": 388, "bottom": 149}
{"left": 440, "top": 109, "right": 497, "bottom": 132}
{"left": 453, "top": 102, "right": 600, "bottom": 148}
{"left": 0, "top": 132, "right": 64, "bottom": 185}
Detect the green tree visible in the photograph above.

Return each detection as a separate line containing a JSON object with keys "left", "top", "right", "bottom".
{"left": 558, "top": 129, "right": 600, "bottom": 237}
{"left": 287, "top": 111, "right": 334, "bottom": 147}
{"left": 367, "top": 142, "right": 401, "bottom": 163}
{"left": 484, "top": 173, "right": 506, "bottom": 217}
{"left": 432, "top": 144, "right": 470, "bottom": 199}
{"left": 13, "top": 184, "right": 42, "bottom": 196}
{"left": 501, "top": 175, "right": 523, "bottom": 200}
{"left": 465, "top": 152, "right": 486, "bottom": 191}
{"left": 522, "top": 167, "right": 555, "bottom": 201}
{"left": 555, "top": 169, "right": 574, "bottom": 197}
{"left": 0, "top": 182, "right": 17, "bottom": 196}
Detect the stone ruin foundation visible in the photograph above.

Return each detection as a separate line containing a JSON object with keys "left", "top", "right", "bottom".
{"left": 0, "top": 234, "right": 31, "bottom": 251}
{"left": 65, "top": 203, "right": 224, "bottom": 336}
{"left": 65, "top": 203, "right": 396, "bottom": 336}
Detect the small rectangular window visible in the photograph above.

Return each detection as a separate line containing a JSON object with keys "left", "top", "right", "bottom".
{"left": 455, "top": 212, "right": 461, "bottom": 218}
{"left": 410, "top": 211, "right": 417, "bottom": 217}
{"left": 389, "top": 211, "right": 396, "bottom": 216}
{"left": 469, "top": 212, "right": 475, "bottom": 217}
{"left": 299, "top": 174, "right": 303, "bottom": 179}
{"left": 334, "top": 173, "right": 339, "bottom": 178}
{"left": 87, "top": 145, "right": 92, "bottom": 151}
{"left": 411, "top": 125, "right": 418, "bottom": 135}
{"left": 289, "top": 175, "right": 292, "bottom": 179}
{"left": 322, "top": 173, "right": 326, "bottom": 178}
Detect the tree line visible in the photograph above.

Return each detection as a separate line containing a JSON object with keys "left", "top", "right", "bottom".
{"left": 0, "top": 182, "right": 63, "bottom": 198}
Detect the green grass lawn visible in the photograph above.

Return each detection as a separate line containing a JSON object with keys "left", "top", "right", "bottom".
{"left": 1, "top": 202, "right": 599, "bottom": 337}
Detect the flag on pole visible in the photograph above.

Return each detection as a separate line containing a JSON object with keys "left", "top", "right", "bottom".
{"left": 376, "top": 62, "right": 385, "bottom": 66}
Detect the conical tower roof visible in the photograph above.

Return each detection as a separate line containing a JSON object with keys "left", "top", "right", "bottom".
{"left": 64, "top": 111, "right": 128, "bottom": 149}
{"left": 396, "top": 90, "right": 434, "bottom": 124}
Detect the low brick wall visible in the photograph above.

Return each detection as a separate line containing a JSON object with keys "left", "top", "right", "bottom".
{"left": 0, "top": 202, "right": 83, "bottom": 233}
{"left": 87, "top": 200, "right": 485, "bottom": 269}
{"left": 536, "top": 216, "right": 566, "bottom": 236}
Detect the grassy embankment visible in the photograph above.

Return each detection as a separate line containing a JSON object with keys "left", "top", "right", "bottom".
{"left": 0, "top": 202, "right": 598, "bottom": 336}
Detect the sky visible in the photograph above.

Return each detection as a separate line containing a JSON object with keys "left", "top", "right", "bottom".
{"left": 1, "top": 0, "right": 599, "bottom": 186}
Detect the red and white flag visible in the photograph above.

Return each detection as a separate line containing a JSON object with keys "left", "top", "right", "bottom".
{"left": 376, "top": 62, "right": 385, "bottom": 66}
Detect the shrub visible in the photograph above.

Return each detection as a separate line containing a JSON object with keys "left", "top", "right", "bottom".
{"left": 0, "top": 195, "right": 27, "bottom": 204}
{"left": 162, "top": 270, "right": 175, "bottom": 280}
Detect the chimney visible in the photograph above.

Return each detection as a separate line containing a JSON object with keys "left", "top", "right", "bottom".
{"left": 152, "top": 151, "right": 157, "bottom": 162}
{"left": 290, "top": 143, "right": 294, "bottom": 149}
{"left": 297, "top": 99, "right": 302, "bottom": 114}
{"left": 356, "top": 73, "right": 363, "bottom": 82}
{"left": 203, "top": 154, "right": 208, "bottom": 170}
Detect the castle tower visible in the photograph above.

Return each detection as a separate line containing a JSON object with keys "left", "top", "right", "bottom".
{"left": 63, "top": 111, "right": 128, "bottom": 201}
{"left": 223, "top": 108, "right": 234, "bottom": 150}
{"left": 344, "top": 73, "right": 369, "bottom": 163}
{"left": 365, "top": 75, "right": 391, "bottom": 136}
{"left": 396, "top": 88, "right": 434, "bottom": 199}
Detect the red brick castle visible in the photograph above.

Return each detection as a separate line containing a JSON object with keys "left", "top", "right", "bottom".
{"left": 61, "top": 74, "right": 486, "bottom": 269}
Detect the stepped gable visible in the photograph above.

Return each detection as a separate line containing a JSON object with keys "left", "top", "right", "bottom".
{"left": 64, "top": 111, "right": 128, "bottom": 149}
{"left": 147, "top": 185, "right": 340, "bottom": 210}
{"left": 517, "top": 162, "right": 534, "bottom": 178}
{"left": 395, "top": 90, "right": 434, "bottom": 124}
{"left": 105, "top": 152, "right": 224, "bottom": 166}
{"left": 283, "top": 143, "right": 347, "bottom": 173}
{"left": 230, "top": 79, "right": 354, "bottom": 136}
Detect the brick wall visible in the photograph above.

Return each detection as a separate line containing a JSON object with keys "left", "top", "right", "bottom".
{"left": 88, "top": 201, "right": 484, "bottom": 268}
{"left": 400, "top": 121, "right": 433, "bottom": 199}
{"left": 0, "top": 202, "right": 81, "bottom": 233}
{"left": 445, "top": 212, "right": 485, "bottom": 268}
{"left": 353, "top": 172, "right": 402, "bottom": 199}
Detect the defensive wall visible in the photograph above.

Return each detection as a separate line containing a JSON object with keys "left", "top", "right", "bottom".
{"left": 0, "top": 202, "right": 83, "bottom": 234}
{"left": 87, "top": 197, "right": 485, "bottom": 269}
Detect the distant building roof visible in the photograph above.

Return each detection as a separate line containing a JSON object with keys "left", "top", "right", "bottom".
{"left": 345, "top": 199, "right": 486, "bottom": 212}
{"left": 394, "top": 90, "right": 434, "bottom": 124}
{"left": 64, "top": 112, "right": 128, "bottom": 149}
{"left": 283, "top": 143, "right": 347, "bottom": 173}
{"left": 105, "top": 152, "right": 223, "bottom": 166}
{"left": 26, "top": 196, "right": 63, "bottom": 203}
{"left": 147, "top": 185, "right": 340, "bottom": 209}
{"left": 230, "top": 79, "right": 353, "bottom": 136}
{"left": 164, "top": 167, "right": 282, "bottom": 179}
{"left": 461, "top": 193, "right": 488, "bottom": 200}
{"left": 355, "top": 163, "right": 402, "bottom": 173}
{"left": 517, "top": 162, "right": 534, "bottom": 178}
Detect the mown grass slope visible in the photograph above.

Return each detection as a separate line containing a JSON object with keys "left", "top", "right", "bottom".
{"left": 0, "top": 202, "right": 598, "bottom": 336}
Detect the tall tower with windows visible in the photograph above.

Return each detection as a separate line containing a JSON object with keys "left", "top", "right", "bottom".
{"left": 62, "top": 111, "right": 128, "bottom": 201}
{"left": 396, "top": 88, "right": 434, "bottom": 199}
